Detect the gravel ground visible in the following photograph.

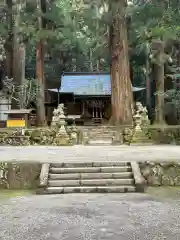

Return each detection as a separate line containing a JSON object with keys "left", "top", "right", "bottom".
{"left": 0, "top": 193, "right": 180, "bottom": 240}
{"left": 1, "top": 145, "right": 180, "bottom": 162}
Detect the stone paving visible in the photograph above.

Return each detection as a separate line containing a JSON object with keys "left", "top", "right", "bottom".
{"left": 0, "top": 145, "right": 180, "bottom": 163}
{"left": 0, "top": 193, "right": 180, "bottom": 240}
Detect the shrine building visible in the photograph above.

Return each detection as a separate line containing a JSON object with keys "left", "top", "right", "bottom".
{"left": 47, "top": 72, "right": 145, "bottom": 125}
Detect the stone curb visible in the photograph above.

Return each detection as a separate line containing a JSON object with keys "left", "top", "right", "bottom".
{"left": 39, "top": 163, "right": 50, "bottom": 188}
{"left": 130, "top": 162, "right": 146, "bottom": 192}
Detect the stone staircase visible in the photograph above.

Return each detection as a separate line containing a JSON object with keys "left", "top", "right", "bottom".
{"left": 38, "top": 161, "right": 145, "bottom": 194}
{"left": 80, "top": 125, "right": 121, "bottom": 145}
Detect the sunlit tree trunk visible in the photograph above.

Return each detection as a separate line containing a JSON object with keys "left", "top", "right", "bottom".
{"left": 110, "top": 0, "right": 133, "bottom": 125}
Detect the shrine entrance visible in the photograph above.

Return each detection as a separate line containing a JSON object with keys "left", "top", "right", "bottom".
{"left": 81, "top": 98, "right": 110, "bottom": 124}
{"left": 86, "top": 100, "right": 104, "bottom": 118}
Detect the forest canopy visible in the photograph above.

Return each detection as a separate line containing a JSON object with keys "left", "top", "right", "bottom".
{"left": 0, "top": 0, "right": 179, "bottom": 125}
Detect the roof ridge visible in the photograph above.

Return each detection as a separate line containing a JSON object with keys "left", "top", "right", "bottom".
{"left": 62, "top": 72, "right": 110, "bottom": 76}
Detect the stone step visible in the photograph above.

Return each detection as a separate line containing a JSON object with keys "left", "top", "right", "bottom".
{"left": 88, "top": 140, "right": 112, "bottom": 145}
{"left": 49, "top": 172, "right": 133, "bottom": 180}
{"left": 51, "top": 162, "right": 130, "bottom": 168}
{"left": 88, "top": 137, "right": 113, "bottom": 141}
{"left": 84, "top": 133, "right": 115, "bottom": 136}
{"left": 89, "top": 132, "right": 114, "bottom": 136}
{"left": 80, "top": 126, "right": 116, "bottom": 129}
{"left": 82, "top": 132, "right": 116, "bottom": 135}
{"left": 48, "top": 178, "right": 134, "bottom": 187}
{"left": 84, "top": 132, "right": 115, "bottom": 136}
{"left": 44, "top": 185, "right": 136, "bottom": 194}
{"left": 86, "top": 129, "right": 115, "bottom": 132}
{"left": 49, "top": 166, "right": 132, "bottom": 174}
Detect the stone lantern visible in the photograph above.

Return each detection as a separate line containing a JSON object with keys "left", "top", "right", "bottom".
{"left": 133, "top": 112, "right": 142, "bottom": 132}
{"left": 131, "top": 102, "right": 152, "bottom": 145}
{"left": 52, "top": 104, "right": 69, "bottom": 145}
{"left": 58, "top": 104, "right": 68, "bottom": 136}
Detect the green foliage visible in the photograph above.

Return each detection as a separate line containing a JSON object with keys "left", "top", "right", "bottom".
{"left": 1, "top": 0, "right": 180, "bottom": 94}
{"left": 14, "top": 79, "right": 40, "bottom": 109}
{"left": 22, "top": 0, "right": 109, "bottom": 81}
{"left": 2, "top": 77, "right": 39, "bottom": 109}
{"left": 164, "top": 89, "right": 180, "bottom": 120}
{"left": 147, "top": 126, "right": 180, "bottom": 145}
{"left": 129, "top": 0, "right": 180, "bottom": 73}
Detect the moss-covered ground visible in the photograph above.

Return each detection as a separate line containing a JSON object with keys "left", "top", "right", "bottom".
{"left": 0, "top": 189, "right": 35, "bottom": 201}
{"left": 147, "top": 186, "right": 180, "bottom": 199}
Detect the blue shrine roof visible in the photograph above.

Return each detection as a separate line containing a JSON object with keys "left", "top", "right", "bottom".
{"left": 48, "top": 73, "right": 145, "bottom": 95}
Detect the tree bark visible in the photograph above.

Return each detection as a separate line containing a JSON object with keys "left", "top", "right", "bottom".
{"left": 36, "top": 0, "right": 46, "bottom": 126}
{"left": 5, "top": 0, "right": 13, "bottom": 78}
{"left": 18, "top": 43, "right": 26, "bottom": 108}
{"left": 110, "top": 0, "right": 133, "bottom": 125}
{"left": 145, "top": 56, "right": 151, "bottom": 119}
{"left": 11, "top": 0, "right": 26, "bottom": 109}
{"left": 153, "top": 42, "right": 165, "bottom": 124}
{"left": 89, "top": 49, "right": 93, "bottom": 72}
{"left": 13, "top": 43, "right": 26, "bottom": 86}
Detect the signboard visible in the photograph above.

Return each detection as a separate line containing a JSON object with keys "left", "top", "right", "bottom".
{"left": 7, "top": 119, "right": 26, "bottom": 128}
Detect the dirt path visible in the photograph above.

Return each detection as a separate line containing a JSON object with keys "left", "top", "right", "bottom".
{"left": 0, "top": 145, "right": 180, "bottom": 163}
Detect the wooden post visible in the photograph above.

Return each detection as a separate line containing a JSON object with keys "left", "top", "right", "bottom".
{"left": 24, "top": 113, "right": 28, "bottom": 128}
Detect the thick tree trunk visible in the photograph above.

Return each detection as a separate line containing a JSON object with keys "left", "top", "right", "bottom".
{"left": 13, "top": 43, "right": 26, "bottom": 86}
{"left": 5, "top": 0, "right": 13, "bottom": 78}
{"left": 154, "top": 63, "right": 165, "bottom": 124}
{"left": 145, "top": 57, "right": 152, "bottom": 119}
{"left": 36, "top": 41, "right": 46, "bottom": 126}
{"left": 153, "top": 42, "right": 165, "bottom": 124}
{"left": 18, "top": 43, "right": 26, "bottom": 108}
{"left": 12, "top": 0, "right": 26, "bottom": 109}
{"left": 110, "top": 0, "right": 133, "bottom": 125}
{"left": 36, "top": 0, "right": 46, "bottom": 126}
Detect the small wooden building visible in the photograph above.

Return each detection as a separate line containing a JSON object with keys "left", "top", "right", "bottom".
{"left": 3, "top": 109, "right": 35, "bottom": 128}
{"left": 48, "top": 72, "right": 145, "bottom": 125}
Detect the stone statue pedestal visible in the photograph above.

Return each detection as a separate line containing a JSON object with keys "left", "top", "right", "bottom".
{"left": 70, "top": 124, "right": 78, "bottom": 145}
{"left": 53, "top": 125, "right": 69, "bottom": 146}
{"left": 131, "top": 129, "right": 152, "bottom": 145}
{"left": 51, "top": 104, "right": 70, "bottom": 146}
{"left": 53, "top": 132, "right": 69, "bottom": 146}
{"left": 131, "top": 103, "right": 152, "bottom": 145}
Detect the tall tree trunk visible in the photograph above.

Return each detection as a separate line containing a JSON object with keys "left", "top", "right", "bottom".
{"left": 18, "top": 43, "right": 26, "bottom": 108}
{"left": 13, "top": 43, "right": 26, "bottom": 87}
{"left": 5, "top": 0, "right": 13, "bottom": 78}
{"left": 153, "top": 41, "right": 165, "bottom": 124}
{"left": 36, "top": 0, "right": 46, "bottom": 126}
{"left": 145, "top": 56, "right": 151, "bottom": 119}
{"left": 12, "top": 0, "right": 26, "bottom": 109}
{"left": 110, "top": 0, "right": 133, "bottom": 125}
{"left": 89, "top": 49, "right": 93, "bottom": 72}
{"left": 96, "top": 60, "right": 100, "bottom": 72}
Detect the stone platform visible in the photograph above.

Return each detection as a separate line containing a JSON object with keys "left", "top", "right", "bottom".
{"left": 0, "top": 145, "right": 180, "bottom": 163}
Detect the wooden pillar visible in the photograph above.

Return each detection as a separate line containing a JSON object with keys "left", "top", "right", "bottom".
{"left": 82, "top": 101, "right": 85, "bottom": 115}
{"left": 24, "top": 113, "right": 28, "bottom": 128}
